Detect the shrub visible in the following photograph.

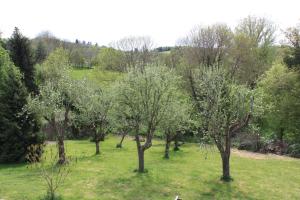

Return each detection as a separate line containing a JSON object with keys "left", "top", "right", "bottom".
{"left": 287, "top": 144, "right": 300, "bottom": 158}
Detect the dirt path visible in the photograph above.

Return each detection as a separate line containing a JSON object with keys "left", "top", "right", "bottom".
{"left": 45, "top": 141, "right": 56, "bottom": 145}
{"left": 232, "top": 149, "right": 297, "bottom": 161}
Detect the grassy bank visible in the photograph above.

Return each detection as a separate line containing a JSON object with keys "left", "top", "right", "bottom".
{"left": 70, "top": 68, "right": 122, "bottom": 86}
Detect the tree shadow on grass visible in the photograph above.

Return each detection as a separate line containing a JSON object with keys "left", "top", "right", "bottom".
{"left": 96, "top": 171, "right": 174, "bottom": 200}
{"left": 0, "top": 162, "right": 27, "bottom": 170}
{"left": 200, "top": 179, "right": 258, "bottom": 200}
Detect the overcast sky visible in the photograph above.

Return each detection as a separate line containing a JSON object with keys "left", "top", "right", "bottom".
{"left": 1, "top": 0, "right": 299, "bottom": 46}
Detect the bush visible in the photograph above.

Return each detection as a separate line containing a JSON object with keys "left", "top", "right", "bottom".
{"left": 287, "top": 144, "right": 300, "bottom": 158}
{"left": 259, "top": 139, "right": 288, "bottom": 155}
{"left": 232, "top": 131, "right": 262, "bottom": 152}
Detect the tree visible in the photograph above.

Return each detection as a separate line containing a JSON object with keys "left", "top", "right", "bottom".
{"left": 283, "top": 24, "right": 300, "bottom": 69}
{"left": 235, "top": 16, "right": 275, "bottom": 47}
{"left": 160, "top": 47, "right": 184, "bottom": 69}
{"left": 94, "top": 47, "right": 125, "bottom": 71}
{"left": 180, "top": 24, "right": 233, "bottom": 118}
{"left": 34, "top": 31, "right": 62, "bottom": 57}
{"left": 35, "top": 48, "right": 70, "bottom": 85}
{"left": 158, "top": 96, "right": 191, "bottom": 159}
{"left": 75, "top": 83, "right": 112, "bottom": 154}
{"left": 0, "top": 46, "right": 43, "bottom": 163}
{"left": 7, "top": 27, "right": 37, "bottom": 93}
{"left": 182, "top": 24, "right": 233, "bottom": 67}
{"left": 112, "top": 36, "right": 154, "bottom": 70}
{"left": 27, "top": 48, "right": 75, "bottom": 164}
{"left": 191, "top": 66, "right": 252, "bottom": 181}
{"left": 35, "top": 40, "right": 47, "bottom": 64}
{"left": 256, "top": 64, "right": 300, "bottom": 145}
{"left": 114, "top": 66, "right": 181, "bottom": 172}
{"left": 0, "top": 30, "right": 5, "bottom": 48}
{"left": 231, "top": 16, "right": 276, "bottom": 87}
{"left": 27, "top": 77, "right": 80, "bottom": 164}
{"left": 111, "top": 94, "right": 133, "bottom": 148}
{"left": 69, "top": 48, "right": 85, "bottom": 67}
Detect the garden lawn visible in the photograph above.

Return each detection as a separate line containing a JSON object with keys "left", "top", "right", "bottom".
{"left": 0, "top": 136, "right": 300, "bottom": 200}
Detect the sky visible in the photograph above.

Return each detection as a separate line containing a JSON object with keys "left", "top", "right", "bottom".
{"left": 0, "top": 0, "right": 299, "bottom": 46}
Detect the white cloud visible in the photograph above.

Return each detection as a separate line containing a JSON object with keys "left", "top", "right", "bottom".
{"left": 1, "top": 0, "right": 299, "bottom": 46}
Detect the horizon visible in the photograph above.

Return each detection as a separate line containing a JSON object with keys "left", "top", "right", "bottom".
{"left": 1, "top": 0, "right": 300, "bottom": 47}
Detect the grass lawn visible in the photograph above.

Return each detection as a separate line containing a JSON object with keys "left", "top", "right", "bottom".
{"left": 0, "top": 136, "right": 300, "bottom": 200}
{"left": 70, "top": 68, "right": 123, "bottom": 86}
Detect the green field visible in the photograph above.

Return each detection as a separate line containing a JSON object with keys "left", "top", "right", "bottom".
{"left": 70, "top": 68, "right": 123, "bottom": 86}
{"left": 1, "top": 136, "right": 299, "bottom": 200}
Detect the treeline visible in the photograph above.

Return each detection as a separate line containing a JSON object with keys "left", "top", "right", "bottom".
{"left": 0, "top": 15, "right": 300, "bottom": 183}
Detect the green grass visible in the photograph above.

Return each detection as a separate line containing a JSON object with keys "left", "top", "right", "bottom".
{"left": 0, "top": 136, "right": 300, "bottom": 200}
{"left": 70, "top": 68, "right": 123, "bottom": 86}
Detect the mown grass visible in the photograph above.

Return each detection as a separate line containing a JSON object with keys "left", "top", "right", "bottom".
{"left": 0, "top": 136, "right": 299, "bottom": 200}
{"left": 70, "top": 68, "right": 123, "bottom": 86}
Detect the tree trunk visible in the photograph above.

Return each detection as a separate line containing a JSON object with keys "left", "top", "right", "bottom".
{"left": 56, "top": 107, "right": 70, "bottom": 165}
{"left": 137, "top": 147, "right": 145, "bottom": 172}
{"left": 135, "top": 135, "right": 145, "bottom": 172}
{"left": 95, "top": 140, "right": 100, "bottom": 155}
{"left": 57, "top": 135, "right": 66, "bottom": 164}
{"left": 221, "top": 153, "right": 230, "bottom": 181}
{"left": 221, "top": 129, "right": 231, "bottom": 181}
{"left": 116, "top": 133, "right": 126, "bottom": 148}
{"left": 52, "top": 118, "right": 66, "bottom": 165}
{"left": 164, "top": 134, "right": 171, "bottom": 159}
{"left": 174, "top": 134, "right": 180, "bottom": 151}
{"left": 279, "top": 128, "right": 284, "bottom": 143}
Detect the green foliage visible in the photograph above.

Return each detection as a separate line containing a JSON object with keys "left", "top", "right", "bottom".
{"left": 113, "top": 65, "right": 183, "bottom": 171}
{"left": 196, "top": 67, "right": 251, "bottom": 140}
{"left": 27, "top": 48, "right": 82, "bottom": 163}
{"left": 35, "top": 40, "right": 47, "bottom": 64}
{"left": 114, "top": 66, "right": 182, "bottom": 136}
{"left": 69, "top": 48, "right": 85, "bottom": 68}
{"left": 0, "top": 46, "right": 43, "bottom": 163}
{"left": 160, "top": 47, "right": 184, "bottom": 69}
{"left": 7, "top": 27, "right": 37, "bottom": 93}
{"left": 74, "top": 82, "right": 113, "bottom": 152}
{"left": 256, "top": 63, "right": 300, "bottom": 143}
{"left": 231, "top": 16, "right": 276, "bottom": 86}
{"left": 0, "top": 34, "right": 5, "bottom": 48}
{"left": 287, "top": 144, "right": 300, "bottom": 158}
{"left": 31, "top": 32, "right": 99, "bottom": 68}
{"left": 30, "top": 48, "right": 74, "bottom": 121}
{"left": 283, "top": 25, "right": 300, "bottom": 69}
{"left": 27, "top": 77, "right": 82, "bottom": 133}
{"left": 35, "top": 48, "right": 70, "bottom": 85}
{"left": 158, "top": 93, "right": 192, "bottom": 137}
{"left": 94, "top": 47, "right": 125, "bottom": 71}
{"left": 190, "top": 66, "right": 252, "bottom": 180}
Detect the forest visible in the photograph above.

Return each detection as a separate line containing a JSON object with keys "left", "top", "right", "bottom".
{"left": 0, "top": 15, "right": 300, "bottom": 200}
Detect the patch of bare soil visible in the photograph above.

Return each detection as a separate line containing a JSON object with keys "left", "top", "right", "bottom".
{"left": 45, "top": 141, "right": 56, "bottom": 145}
{"left": 232, "top": 149, "right": 297, "bottom": 161}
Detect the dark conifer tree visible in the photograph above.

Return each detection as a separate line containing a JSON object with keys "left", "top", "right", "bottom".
{"left": 7, "top": 27, "right": 37, "bottom": 93}
{"left": 0, "top": 46, "right": 43, "bottom": 163}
